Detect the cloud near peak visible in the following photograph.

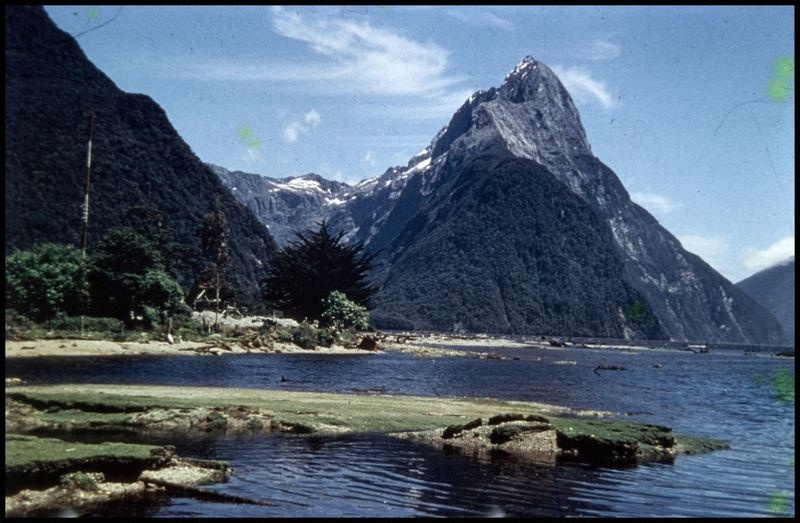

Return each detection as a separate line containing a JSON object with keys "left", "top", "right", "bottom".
{"left": 552, "top": 65, "right": 614, "bottom": 109}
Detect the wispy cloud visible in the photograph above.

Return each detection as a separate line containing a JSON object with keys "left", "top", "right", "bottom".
{"left": 445, "top": 8, "right": 515, "bottom": 32}
{"left": 269, "top": 7, "right": 465, "bottom": 99}
{"left": 742, "top": 236, "right": 794, "bottom": 273}
{"left": 363, "top": 150, "right": 377, "bottom": 166}
{"left": 166, "top": 9, "right": 472, "bottom": 120}
{"left": 282, "top": 110, "right": 322, "bottom": 144}
{"left": 630, "top": 192, "right": 681, "bottom": 214}
{"left": 552, "top": 66, "right": 614, "bottom": 109}
{"left": 582, "top": 38, "right": 621, "bottom": 61}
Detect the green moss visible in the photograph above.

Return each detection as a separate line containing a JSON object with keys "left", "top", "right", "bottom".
{"left": 5, "top": 433, "right": 158, "bottom": 470}
{"left": 674, "top": 434, "right": 730, "bottom": 455}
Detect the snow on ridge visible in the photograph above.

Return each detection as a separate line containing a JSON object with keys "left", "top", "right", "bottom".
{"left": 283, "top": 178, "right": 322, "bottom": 191}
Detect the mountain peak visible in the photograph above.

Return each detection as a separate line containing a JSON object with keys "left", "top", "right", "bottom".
{"left": 430, "top": 56, "right": 591, "bottom": 161}
{"left": 504, "top": 55, "right": 540, "bottom": 80}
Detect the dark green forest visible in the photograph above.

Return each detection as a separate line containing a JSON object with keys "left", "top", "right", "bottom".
{"left": 370, "top": 151, "right": 665, "bottom": 339}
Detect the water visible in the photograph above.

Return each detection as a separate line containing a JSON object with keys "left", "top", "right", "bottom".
{"left": 6, "top": 343, "right": 795, "bottom": 517}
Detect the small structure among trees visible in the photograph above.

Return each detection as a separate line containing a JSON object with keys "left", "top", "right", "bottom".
{"left": 263, "top": 221, "right": 377, "bottom": 325}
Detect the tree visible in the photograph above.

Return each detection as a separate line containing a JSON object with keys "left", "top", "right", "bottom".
{"left": 201, "top": 196, "right": 230, "bottom": 327}
{"left": 320, "top": 290, "right": 370, "bottom": 331}
{"left": 264, "top": 221, "right": 378, "bottom": 321}
{"left": 5, "top": 243, "right": 89, "bottom": 322}
{"left": 88, "top": 228, "right": 184, "bottom": 324}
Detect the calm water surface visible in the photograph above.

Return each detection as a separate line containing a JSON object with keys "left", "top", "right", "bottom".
{"left": 6, "top": 342, "right": 795, "bottom": 517}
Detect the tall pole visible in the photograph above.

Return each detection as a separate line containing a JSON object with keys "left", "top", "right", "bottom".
{"left": 81, "top": 110, "right": 94, "bottom": 258}
{"left": 80, "top": 110, "right": 93, "bottom": 335}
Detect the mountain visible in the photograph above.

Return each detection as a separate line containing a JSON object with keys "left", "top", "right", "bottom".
{"left": 354, "top": 57, "right": 782, "bottom": 343}
{"left": 214, "top": 55, "right": 783, "bottom": 343}
{"left": 211, "top": 165, "right": 351, "bottom": 246}
{"left": 5, "top": 6, "right": 276, "bottom": 307}
{"left": 737, "top": 260, "right": 794, "bottom": 345}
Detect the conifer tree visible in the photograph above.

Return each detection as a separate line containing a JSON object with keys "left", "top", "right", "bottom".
{"left": 264, "top": 221, "right": 377, "bottom": 321}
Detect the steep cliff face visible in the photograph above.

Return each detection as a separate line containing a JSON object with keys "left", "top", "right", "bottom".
{"left": 5, "top": 6, "right": 276, "bottom": 306}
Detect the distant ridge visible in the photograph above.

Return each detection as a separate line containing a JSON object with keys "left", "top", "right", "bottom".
{"left": 737, "top": 259, "right": 795, "bottom": 345}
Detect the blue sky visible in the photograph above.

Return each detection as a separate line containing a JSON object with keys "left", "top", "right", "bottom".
{"left": 43, "top": 5, "right": 794, "bottom": 283}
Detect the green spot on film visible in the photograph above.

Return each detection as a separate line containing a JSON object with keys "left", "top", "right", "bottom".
{"left": 238, "top": 126, "right": 263, "bottom": 150}
{"left": 86, "top": 7, "right": 100, "bottom": 22}
{"left": 768, "top": 57, "right": 794, "bottom": 102}
{"left": 773, "top": 366, "right": 794, "bottom": 404}
{"left": 767, "top": 490, "right": 789, "bottom": 516}
{"left": 626, "top": 302, "right": 644, "bottom": 321}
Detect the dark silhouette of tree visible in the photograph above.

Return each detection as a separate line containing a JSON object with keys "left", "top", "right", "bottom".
{"left": 201, "top": 196, "right": 230, "bottom": 327}
{"left": 264, "top": 221, "right": 378, "bottom": 321}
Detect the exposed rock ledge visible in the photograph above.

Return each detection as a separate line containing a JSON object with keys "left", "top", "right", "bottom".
{"left": 5, "top": 434, "right": 233, "bottom": 517}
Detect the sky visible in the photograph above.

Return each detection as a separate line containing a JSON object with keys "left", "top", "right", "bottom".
{"left": 42, "top": 5, "right": 794, "bottom": 283}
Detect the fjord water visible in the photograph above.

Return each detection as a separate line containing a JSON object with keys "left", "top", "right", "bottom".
{"left": 7, "top": 343, "right": 795, "bottom": 517}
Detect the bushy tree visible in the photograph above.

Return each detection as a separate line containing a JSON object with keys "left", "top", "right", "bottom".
{"left": 320, "top": 291, "right": 370, "bottom": 331}
{"left": 88, "top": 227, "right": 184, "bottom": 323}
{"left": 264, "top": 221, "right": 377, "bottom": 321}
{"left": 5, "top": 243, "right": 89, "bottom": 322}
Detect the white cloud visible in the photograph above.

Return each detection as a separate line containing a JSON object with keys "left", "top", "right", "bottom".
{"left": 363, "top": 150, "right": 376, "bottom": 165}
{"left": 630, "top": 192, "right": 681, "bottom": 214}
{"left": 552, "top": 66, "right": 614, "bottom": 109}
{"left": 282, "top": 122, "right": 304, "bottom": 143}
{"left": 282, "top": 110, "right": 322, "bottom": 143}
{"left": 166, "top": 10, "right": 471, "bottom": 121}
{"left": 304, "top": 110, "right": 321, "bottom": 129}
{"left": 583, "top": 38, "right": 621, "bottom": 61}
{"left": 742, "top": 237, "right": 795, "bottom": 273}
{"left": 269, "top": 7, "right": 465, "bottom": 99}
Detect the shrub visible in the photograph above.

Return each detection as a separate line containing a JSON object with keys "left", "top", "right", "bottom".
{"left": 49, "top": 314, "right": 123, "bottom": 333}
{"left": 292, "top": 323, "right": 319, "bottom": 350}
{"left": 320, "top": 291, "right": 370, "bottom": 331}
{"left": 290, "top": 322, "right": 335, "bottom": 349}
{"left": 5, "top": 243, "right": 89, "bottom": 322}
